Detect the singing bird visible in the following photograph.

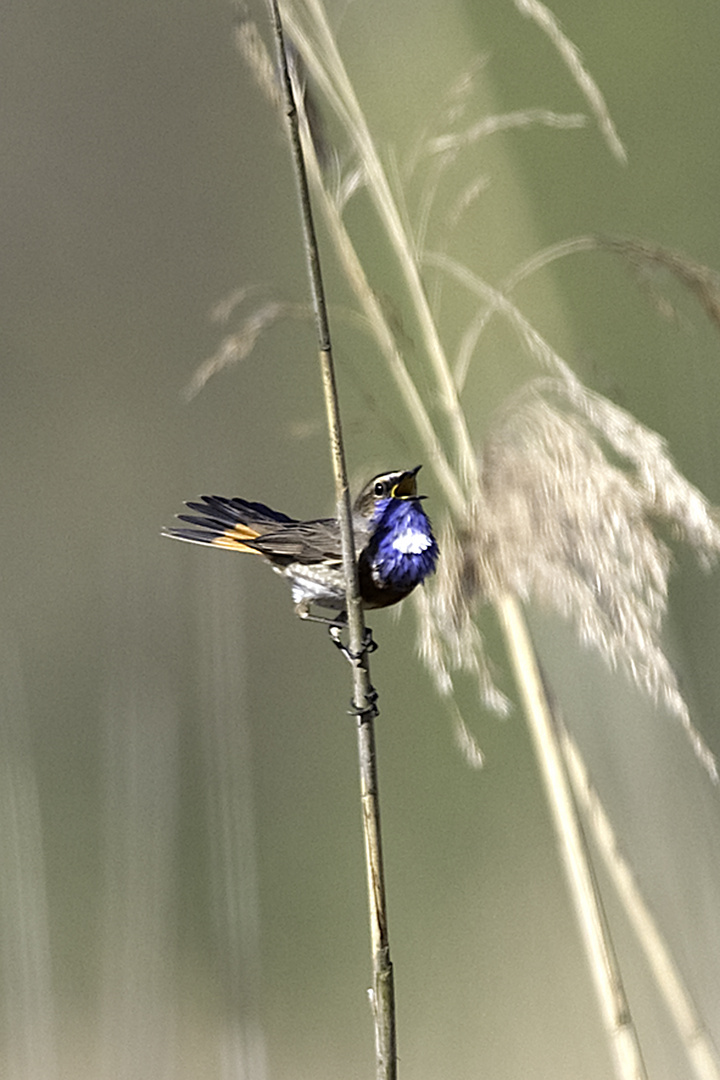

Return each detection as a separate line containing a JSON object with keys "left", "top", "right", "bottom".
{"left": 163, "top": 466, "right": 439, "bottom": 622}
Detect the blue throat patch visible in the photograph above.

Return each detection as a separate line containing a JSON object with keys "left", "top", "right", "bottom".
{"left": 366, "top": 498, "right": 438, "bottom": 590}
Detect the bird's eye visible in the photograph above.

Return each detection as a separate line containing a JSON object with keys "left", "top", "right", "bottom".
{"left": 374, "top": 481, "right": 387, "bottom": 497}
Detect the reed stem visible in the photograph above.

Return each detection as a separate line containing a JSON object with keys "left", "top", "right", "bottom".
{"left": 267, "top": 4, "right": 396, "bottom": 1075}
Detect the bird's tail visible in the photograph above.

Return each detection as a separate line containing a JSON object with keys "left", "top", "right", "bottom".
{"left": 163, "top": 495, "right": 296, "bottom": 553}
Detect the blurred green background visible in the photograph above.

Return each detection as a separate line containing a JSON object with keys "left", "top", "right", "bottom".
{"left": 2, "top": 1, "right": 720, "bottom": 1078}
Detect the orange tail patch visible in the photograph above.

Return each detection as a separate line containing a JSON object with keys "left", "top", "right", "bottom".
{"left": 210, "top": 523, "right": 263, "bottom": 552}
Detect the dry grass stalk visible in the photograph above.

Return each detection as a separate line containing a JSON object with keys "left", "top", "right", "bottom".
{"left": 512, "top": 0, "right": 627, "bottom": 162}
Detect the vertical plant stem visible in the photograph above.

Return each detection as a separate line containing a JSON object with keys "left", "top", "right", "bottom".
{"left": 560, "top": 727, "right": 720, "bottom": 1080}
{"left": 358, "top": 716, "right": 396, "bottom": 1077}
{"left": 497, "top": 592, "right": 649, "bottom": 1080}
{"left": 267, "top": 3, "right": 396, "bottom": 1076}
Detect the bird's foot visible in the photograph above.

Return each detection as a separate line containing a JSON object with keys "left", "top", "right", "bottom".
{"left": 295, "top": 602, "right": 378, "bottom": 666}
{"left": 328, "top": 623, "right": 378, "bottom": 665}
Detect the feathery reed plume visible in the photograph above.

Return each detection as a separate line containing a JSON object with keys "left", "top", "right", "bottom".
{"left": 426, "top": 377, "right": 720, "bottom": 779}
{"left": 600, "top": 236, "right": 720, "bottom": 330}
{"left": 186, "top": 299, "right": 307, "bottom": 399}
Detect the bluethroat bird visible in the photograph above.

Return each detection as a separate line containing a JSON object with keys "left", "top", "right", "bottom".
{"left": 163, "top": 466, "right": 438, "bottom": 630}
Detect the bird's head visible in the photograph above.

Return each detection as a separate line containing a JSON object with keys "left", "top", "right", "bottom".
{"left": 354, "top": 465, "right": 424, "bottom": 520}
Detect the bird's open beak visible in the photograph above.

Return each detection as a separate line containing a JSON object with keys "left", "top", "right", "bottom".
{"left": 392, "top": 465, "right": 422, "bottom": 498}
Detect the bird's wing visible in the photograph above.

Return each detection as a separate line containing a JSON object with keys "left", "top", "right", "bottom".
{"left": 248, "top": 517, "right": 342, "bottom": 563}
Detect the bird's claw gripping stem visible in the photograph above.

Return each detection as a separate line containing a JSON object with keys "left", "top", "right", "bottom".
{"left": 328, "top": 623, "right": 378, "bottom": 665}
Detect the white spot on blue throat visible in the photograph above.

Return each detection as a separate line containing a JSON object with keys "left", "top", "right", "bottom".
{"left": 391, "top": 527, "right": 435, "bottom": 555}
